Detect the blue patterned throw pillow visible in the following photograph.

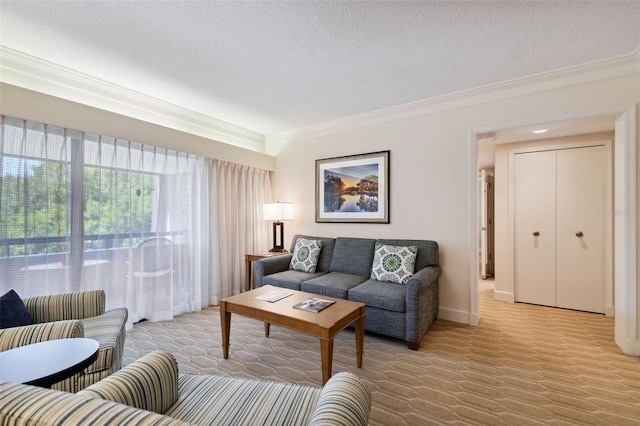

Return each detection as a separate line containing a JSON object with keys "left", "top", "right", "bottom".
{"left": 289, "top": 238, "right": 323, "bottom": 273}
{"left": 370, "top": 243, "right": 418, "bottom": 284}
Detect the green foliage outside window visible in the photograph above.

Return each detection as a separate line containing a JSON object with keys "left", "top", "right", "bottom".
{"left": 84, "top": 167, "right": 155, "bottom": 250}
{"left": 1, "top": 158, "right": 155, "bottom": 257}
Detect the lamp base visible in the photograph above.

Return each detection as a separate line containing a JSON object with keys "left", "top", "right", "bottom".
{"left": 270, "top": 221, "right": 286, "bottom": 252}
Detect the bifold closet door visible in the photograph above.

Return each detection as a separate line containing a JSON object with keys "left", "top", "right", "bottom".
{"left": 514, "top": 150, "right": 557, "bottom": 307}
{"left": 514, "top": 146, "right": 605, "bottom": 313}
{"left": 556, "top": 146, "right": 605, "bottom": 313}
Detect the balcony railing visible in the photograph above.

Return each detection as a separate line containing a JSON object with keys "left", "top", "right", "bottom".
{"left": 1, "top": 231, "right": 179, "bottom": 257}
{"left": 0, "top": 232, "right": 183, "bottom": 300}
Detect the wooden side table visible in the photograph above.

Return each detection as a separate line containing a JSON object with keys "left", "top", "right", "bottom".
{"left": 244, "top": 252, "right": 289, "bottom": 291}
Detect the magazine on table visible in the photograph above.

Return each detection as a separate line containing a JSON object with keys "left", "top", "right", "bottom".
{"left": 254, "top": 290, "right": 293, "bottom": 303}
{"left": 293, "top": 297, "right": 336, "bottom": 313}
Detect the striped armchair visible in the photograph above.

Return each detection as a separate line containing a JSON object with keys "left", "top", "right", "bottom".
{"left": 0, "top": 350, "right": 371, "bottom": 425}
{"left": 0, "top": 290, "right": 127, "bottom": 393}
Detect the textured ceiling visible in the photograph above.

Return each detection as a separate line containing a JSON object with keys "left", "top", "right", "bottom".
{"left": 1, "top": 1, "right": 639, "bottom": 136}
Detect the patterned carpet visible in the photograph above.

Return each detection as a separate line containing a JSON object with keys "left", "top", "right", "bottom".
{"left": 123, "top": 286, "right": 640, "bottom": 425}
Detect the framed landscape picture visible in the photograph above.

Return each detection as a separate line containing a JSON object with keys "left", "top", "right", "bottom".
{"left": 315, "top": 150, "right": 389, "bottom": 223}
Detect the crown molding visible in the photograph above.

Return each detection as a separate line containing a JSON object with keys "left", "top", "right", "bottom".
{"left": 268, "top": 49, "right": 640, "bottom": 152}
{"left": 2, "top": 45, "right": 637, "bottom": 156}
{"left": 0, "top": 46, "right": 265, "bottom": 153}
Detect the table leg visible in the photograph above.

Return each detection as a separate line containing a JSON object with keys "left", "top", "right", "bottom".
{"left": 355, "top": 313, "right": 365, "bottom": 368}
{"left": 220, "top": 302, "right": 231, "bottom": 359}
{"left": 320, "top": 338, "right": 334, "bottom": 385}
{"left": 264, "top": 322, "right": 270, "bottom": 337}
{"left": 245, "top": 258, "right": 251, "bottom": 292}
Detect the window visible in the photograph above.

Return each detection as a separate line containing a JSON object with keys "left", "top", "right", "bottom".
{"left": 1, "top": 116, "right": 206, "bottom": 324}
{"left": 1, "top": 115, "right": 273, "bottom": 327}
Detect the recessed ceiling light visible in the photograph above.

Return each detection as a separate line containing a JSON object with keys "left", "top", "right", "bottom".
{"left": 532, "top": 129, "right": 548, "bottom": 134}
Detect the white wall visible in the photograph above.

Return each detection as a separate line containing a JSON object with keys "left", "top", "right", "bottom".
{"left": 269, "top": 73, "right": 639, "bottom": 327}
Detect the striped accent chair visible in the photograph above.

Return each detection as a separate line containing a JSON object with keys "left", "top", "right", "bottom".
{"left": 0, "top": 350, "right": 371, "bottom": 426}
{"left": 0, "top": 290, "right": 127, "bottom": 393}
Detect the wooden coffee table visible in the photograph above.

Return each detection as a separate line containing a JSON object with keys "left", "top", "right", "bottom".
{"left": 219, "top": 285, "right": 366, "bottom": 384}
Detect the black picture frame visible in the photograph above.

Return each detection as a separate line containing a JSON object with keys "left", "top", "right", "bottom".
{"left": 315, "top": 150, "right": 389, "bottom": 223}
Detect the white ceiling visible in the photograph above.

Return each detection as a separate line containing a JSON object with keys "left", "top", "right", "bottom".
{"left": 1, "top": 1, "right": 639, "bottom": 137}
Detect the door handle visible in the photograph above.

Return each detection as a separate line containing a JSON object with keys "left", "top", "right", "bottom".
{"left": 576, "top": 231, "right": 584, "bottom": 238}
{"left": 532, "top": 231, "right": 540, "bottom": 237}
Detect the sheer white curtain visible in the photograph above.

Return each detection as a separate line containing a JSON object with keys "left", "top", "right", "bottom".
{"left": 0, "top": 116, "right": 209, "bottom": 329}
{"left": 83, "top": 138, "right": 208, "bottom": 326}
{"left": 0, "top": 117, "right": 77, "bottom": 297}
{"left": 207, "top": 159, "right": 272, "bottom": 303}
{"left": 1, "top": 116, "right": 272, "bottom": 327}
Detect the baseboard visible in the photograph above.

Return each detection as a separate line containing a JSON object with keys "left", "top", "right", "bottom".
{"left": 605, "top": 305, "right": 615, "bottom": 317}
{"left": 469, "top": 312, "right": 479, "bottom": 326}
{"left": 616, "top": 336, "right": 640, "bottom": 357}
{"left": 493, "top": 290, "right": 515, "bottom": 303}
{"left": 438, "top": 307, "right": 471, "bottom": 325}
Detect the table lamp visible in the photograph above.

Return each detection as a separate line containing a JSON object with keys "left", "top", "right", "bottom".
{"left": 263, "top": 201, "right": 293, "bottom": 252}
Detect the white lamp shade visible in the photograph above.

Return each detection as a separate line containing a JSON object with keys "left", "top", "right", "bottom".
{"left": 263, "top": 202, "right": 293, "bottom": 221}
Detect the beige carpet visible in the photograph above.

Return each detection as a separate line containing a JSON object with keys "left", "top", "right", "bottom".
{"left": 123, "top": 287, "right": 640, "bottom": 425}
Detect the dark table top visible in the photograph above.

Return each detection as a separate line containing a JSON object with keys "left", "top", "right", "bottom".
{"left": 0, "top": 338, "right": 99, "bottom": 388}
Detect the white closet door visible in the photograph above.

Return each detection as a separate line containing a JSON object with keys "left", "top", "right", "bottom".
{"left": 556, "top": 146, "right": 605, "bottom": 313}
{"left": 514, "top": 150, "right": 557, "bottom": 307}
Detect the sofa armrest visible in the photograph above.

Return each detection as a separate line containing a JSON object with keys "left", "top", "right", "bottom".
{"left": 406, "top": 266, "right": 440, "bottom": 294}
{"left": 81, "top": 307, "right": 128, "bottom": 374}
{"left": 404, "top": 265, "right": 441, "bottom": 347}
{"left": 255, "top": 254, "right": 293, "bottom": 287}
{"left": 78, "top": 350, "right": 179, "bottom": 415}
{"left": 310, "top": 372, "right": 371, "bottom": 426}
{"left": 0, "top": 319, "right": 84, "bottom": 351}
{"left": 24, "top": 290, "right": 105, "bottom": 323}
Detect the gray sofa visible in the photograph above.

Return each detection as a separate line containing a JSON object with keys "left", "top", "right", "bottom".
{"left": 256, "top": 234, "right": 440, "bottom": 349}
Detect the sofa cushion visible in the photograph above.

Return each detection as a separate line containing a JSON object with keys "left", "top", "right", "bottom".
{"left": 290, "top": 235, "right": 336, "bottom": 272}
{"left": 329, "top": 238, "right": 376, "bottom": 277}
{"left": 301, "top": 272, "right": 368, "bottom": 299}
{"left": 0, "top": 319, "right": 83, "bottom": 351}
{"left": 165, "top": 373, "right": 321, "bottom": 425}
{"left": 263, "top": 270, "right": 327, "bottom": 291}
{"left": 0, "top": 290, "right": 33, "bottom": 329}
{"left": 290, "top": 238, "right": 323, "bottom": 273}
{"left": 370, "top": 243, "right": 418, "bottom": 284}
{"left": 348, "top": 279, "right": 406, "bottom": 313}
{"left": 24, "top": 290, "right": 106, "bottom": 323}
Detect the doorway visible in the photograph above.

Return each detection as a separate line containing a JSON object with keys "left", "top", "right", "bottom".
{"left": 478, "top": 169, "right": 494, "bottom": 281}
{"left": 470, "top": 105, "right": 638, "bottom": 355}
{"left": 513, "top": 144, "right": 609, "bottom": 314}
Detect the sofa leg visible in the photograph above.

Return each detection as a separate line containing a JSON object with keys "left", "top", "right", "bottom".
{"left": 407, "top": 341, "right": 419, "bottom": 350}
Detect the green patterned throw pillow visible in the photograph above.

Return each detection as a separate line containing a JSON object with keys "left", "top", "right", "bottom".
{"left": 370, "top": 243, "right": 418, "bottom": 284}
{"left": 289, "top": 238, "right": 323, "bottom": 273}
